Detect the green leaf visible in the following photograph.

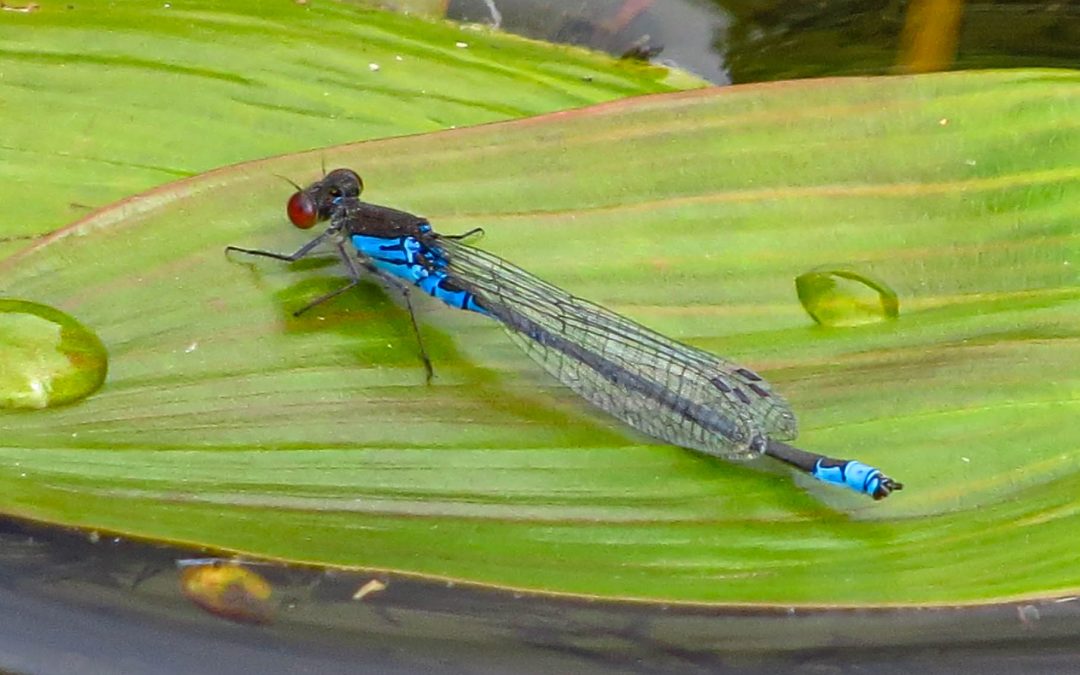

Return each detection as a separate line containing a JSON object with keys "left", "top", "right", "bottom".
{"left": 1, "top": 69, "right": 1078, "bottom": 605}
{"left": 0, "top": 0, "right": 694, "bottom": 253}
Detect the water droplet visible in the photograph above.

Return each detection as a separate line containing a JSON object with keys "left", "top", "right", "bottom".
{"left": 0, "top": 299, "right": 108, "bottom": 409}
{"left": 795, "top": 268, "right": 899, "bottom": 327}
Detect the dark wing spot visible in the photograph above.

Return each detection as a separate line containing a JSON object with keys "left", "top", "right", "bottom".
{"left": 733, "top": 387, "right": 751, "bottom": 405}
{"left": 735, "top": 368, "right": 762, "bottom": 381}
{"left": 709, "top": 376, "right": 732, "bottom": 393}
{"left": 747, "top": 383, "right": 771, "bottom": 398}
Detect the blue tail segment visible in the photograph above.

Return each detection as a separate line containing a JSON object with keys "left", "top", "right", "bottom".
{"left": 350, "top": 231, "right": 488, "bottom": 315}
{"left": 812, "top": 459, "right": 890, "bottom": 498}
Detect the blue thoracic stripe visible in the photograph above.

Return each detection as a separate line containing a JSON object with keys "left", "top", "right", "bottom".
{"left": 351, "top": 233, "right": 488, "bottom": 315}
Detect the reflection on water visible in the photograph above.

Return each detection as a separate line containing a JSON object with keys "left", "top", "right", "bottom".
{"left": 179, "top": 560, "right": 276, "bottom": 625}
{"left": 723, "top": 0, "right": 1079, "bottom": 82}
{"left": 448, "top": 0, "right": 734, "bottom": 84}
{"left": 3, "top": 517, "right": 1080, "bottom": 674}
{"left": 390, "top": 0, "right": 1079, "bottom": 85}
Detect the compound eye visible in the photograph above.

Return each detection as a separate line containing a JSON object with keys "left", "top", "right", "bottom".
{"left": 286, "top": 191, "right": 318, "bottom": 229}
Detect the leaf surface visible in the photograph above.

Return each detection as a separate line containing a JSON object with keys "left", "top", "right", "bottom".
{"left": 1, "top": 70, "right": 1078, "bottom": 605}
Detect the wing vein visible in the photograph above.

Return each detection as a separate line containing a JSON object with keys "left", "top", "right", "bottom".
{"left": 431, "top": 236, "right": 798, "bottom": 459}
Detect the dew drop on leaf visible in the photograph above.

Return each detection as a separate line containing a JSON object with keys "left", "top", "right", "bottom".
{"left": 0, "top": 299, "right": 108, "bottom": 409}
{"left": 795, "top": 268, "right": 900, "bottom": 327}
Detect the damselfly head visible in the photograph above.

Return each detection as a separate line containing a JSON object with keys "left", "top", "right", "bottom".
{"left": 284, "top": 168, "right": 365, "bottom": 230}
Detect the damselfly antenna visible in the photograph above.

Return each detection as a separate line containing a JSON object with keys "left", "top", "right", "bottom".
{"left": 273, "top": 174, "right": 305, "bottom": 192}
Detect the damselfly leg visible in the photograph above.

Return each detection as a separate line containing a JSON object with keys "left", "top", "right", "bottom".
{"left": 226, "top": 236, "right": 435, "bottom": 384}
{"left": 225, "top": 231, "right": 331, "bottom": 264}
{"left": 388, "top": 282, "right": 434, "bottom": 384}
{"left": 441, "top": 227, "right": 485, "bottom": 242}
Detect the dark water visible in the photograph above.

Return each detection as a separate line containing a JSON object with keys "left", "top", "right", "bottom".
{"left": 3, "top": 519, "right": 1080, "bottom": 675}
{"left": 448, "top": 0, "right": 736, "bottom": 83}
{"left": 447, "top": 0, "right": 1079, "bottom": 84}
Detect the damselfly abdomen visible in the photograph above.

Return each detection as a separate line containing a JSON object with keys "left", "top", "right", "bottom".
{"left": 226, "top": 169, "right": 902, "bottom": 500}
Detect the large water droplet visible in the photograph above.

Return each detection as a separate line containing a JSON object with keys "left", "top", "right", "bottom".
{"left": 0, "top": 299, "right": 108, "bottom": 409}
{"left": 795, "top": 268, "right": 900, "bottom": 327}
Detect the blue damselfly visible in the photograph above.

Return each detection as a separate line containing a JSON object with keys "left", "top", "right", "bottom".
{"left": 226, "top": 169, "right": 902, "bottom": 500}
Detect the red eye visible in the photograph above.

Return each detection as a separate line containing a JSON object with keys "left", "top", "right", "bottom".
{"left": 286, "top": 192, "right": 317, "bottom": 229}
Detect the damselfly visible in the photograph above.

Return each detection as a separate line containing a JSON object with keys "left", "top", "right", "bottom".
{"left": 226, "top": 169, "right": 902, "bottom": 500}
